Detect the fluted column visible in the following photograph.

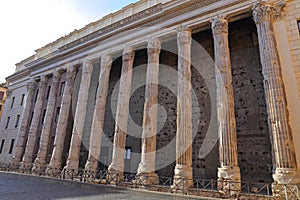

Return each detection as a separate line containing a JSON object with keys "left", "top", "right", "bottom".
{"left": 107, "top": 48, "right": 135, "bottom": 183}
{"left": 20, "top": 76, "right": 48, "bottom": 171}
{"left": 85, "top": 55, "right": 112, "bottom": 174}
{"left": 212, "top": 16, "right": 241, "bottom": 191}
{"left": 173, "top": 28, "right": 193, "bottom": 190}
{"left": 64, "top": 61, "right": 94, "bottom": 173}
{"left": 253, "top": 3, "right": 300, "bottom": 185}
{"left": 10, "top": 80, "right": 36, "bottom": 165}
{"left": 47, "top": 66, "right": 77, "bottom": 175}
{"left": 32, "top": 70, "right": 61, "bottom": 173}
{"left": 136, "top": 38, "right": 161, "bottom": 185}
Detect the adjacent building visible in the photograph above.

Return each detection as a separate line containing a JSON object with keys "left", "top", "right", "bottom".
{"left": 0, "top": 0, "right": 300, "bottom": 197}
{"left": 0, "top": 86, "right": 7, "bottom": 121}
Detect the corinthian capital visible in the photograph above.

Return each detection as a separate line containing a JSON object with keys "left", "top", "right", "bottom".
{"left": 122, "top": 47, "right": 135, "bottom": 63}
{"left": 82, "top": 61, "right": 94, "bottom": 74}
{"left": 40, "top": 75, "right": 48, "bottom": 85}
{"left": 177, "top": 28, "right": 192, "bottom": 46}
{"left": 66, "top": 65, "right": 77, "bottom": 79}
{"left": 101, "top": 55, "right": 112, "bottom": 70}
{"left": 52, "top": 69, "right": 61, "bottom": 82}
{"left": 148, "top": 38, "right": 161, "bottom": 55}
{"left": 211, "top": 15, "right": 228, "bottom": 35}
{"left": 26, "top": 79, "right": 36, "bottom": 91}
{"left": 253, "top": 2, "right": 285, "bottom": 24}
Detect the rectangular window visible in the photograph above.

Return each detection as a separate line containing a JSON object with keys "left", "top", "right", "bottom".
{"left": 46, "top": 86, "right": 51, "bottom": 100}
{"left": 0, "top": 140, "right": 4, "bottom": 154}
{"left": 29, "top": 112, "right": 34, "bottom": 126}
{"left": 8, "top": 139, "right": 15, "bottom": 154}
{"left": 5, "top": 116, "right": 10, "bottom": 129}
{"left": 55, "top": 107, "right": 60, "bottom": 123}
{"left": 0, "top": 91, "right": 4, "bottom": 100}
{"left": 15, "top": 115, "right": 20, "bottom": 128}
{"left": 41, "top": 109, "right": 47, "bottom": 125}
{"left": 20, "top": 94, "right": 25, "bottom": 106}
{"left": 59, "top": 82, "right": 65, "bottom": 96}
{"left": 298, "top": 20, "right": 300, "bottom": 34}
{"left": 11, "top": 96, "right": 15, "bottom": 108}
{"left": 124, "top": 147, "right": 132, "bottom": 160}
{"left": 35, "top": 89, "right": 39, "bottom": 102}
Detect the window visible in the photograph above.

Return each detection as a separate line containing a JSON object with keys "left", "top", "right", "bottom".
{"left": 46, "top": 86, "right": 51, "bottom": 100}
{"left": 0, "top": 140, "right": 4, "bottom": 154}
{"left": 15, "top": 115, "right": 20, "bottom": 128}
{"left": 55, "top": 107, "right": 60, "bottom": 123}
{"left": 0, "top": 91, "right": 4, "bottom": 100}
{"left": 0, "top": 104, "right": 2, "bottom": 111}
{"left": 298, "top": 20, "right": 300, "bottom": 34}
{"left": 8, "top": 139, "right": 15, "bottom": 154}
{"left": 35, "top": 89, "right": 39, "bottom": 102}
{"left": 41, "top": 109, "right": 47, "bottom": 125}
{"left": 5, "top": 116, "right": 10, "bottom": 129}
{"left": 20, "top": 94, "right": 25, "bottom": 106}
{"left": 124, "top": 147, "right": 132, "bottom": 160}
{"left": 29, "top": 112, "right": 34, "bottom": 126}
{"left": 59, "top": 82, "right": 65, "bottom": 96}
{"left": 11, "top": 97, "right": 15, "bottom": 108}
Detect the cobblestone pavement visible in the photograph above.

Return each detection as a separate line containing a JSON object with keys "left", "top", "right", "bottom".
{"left": 0, "top": 172, "right": 214, "bottom": 200}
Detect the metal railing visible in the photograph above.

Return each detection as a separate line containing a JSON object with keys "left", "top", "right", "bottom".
{"left": 1, "top": 164, "right": 299, "bottom": 199}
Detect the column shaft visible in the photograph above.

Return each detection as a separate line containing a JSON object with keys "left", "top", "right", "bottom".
{"left": 10, "top": 80, "right": 36, "bottom": 165}
{"left": 20, "top": 76, "right": 48, "bottom": 170}
{"left": 136, "top": 38, "right": 161, "bottom": 185}
{"left": 85, "top": 55, "right": 112, "bottom": 173}
{"left": 47, "top": 66, "right": 77, "bottom": 174}
{"left": 65, "top": 61, "right": 94, "bottom": 172}
{"left": 212, "top": 16, "right": 241, "bottom": 189}
{"left": 107, "top": 48, "right": 135, "bottom": 183}
{"left": 253, "top": 3, "right": 300, "bottom": 184}
{"left": 173, "top": 28, "right": 193, "bottom": 189}
{"left": 32, "top": 70, "right": 61, "bottom": 173}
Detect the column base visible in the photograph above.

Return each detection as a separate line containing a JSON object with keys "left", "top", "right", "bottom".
{"left": 19, "top": 162, "right": 33, "bottom": 174}
{"left": 136, "top": 172, "right": 159, "bottom": 186}
{"left": 217, "top": 166, "right": 241, "bottom": 196}
{"left": 172, "top": 164, "right": 193, "bottom": 192}
{"left": 273, "top": 168, "right": 300, "bottom": 184}
{"left": 106, "top": 168, "right": 124, "bottom": 184}
{"left": 45, "top": 166, "right": 62, "bottom": 178}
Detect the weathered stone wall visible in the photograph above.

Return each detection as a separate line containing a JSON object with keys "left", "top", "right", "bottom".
{"left": 229, "top": 18, "right": 272, "bottom": 183}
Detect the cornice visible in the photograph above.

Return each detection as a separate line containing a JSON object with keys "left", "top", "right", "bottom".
{"left": 24, "top": 0, "right": 260, "bottom": 72}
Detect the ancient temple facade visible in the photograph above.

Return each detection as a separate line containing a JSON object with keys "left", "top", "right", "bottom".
{"left": 0, "top": 0, "right": 300, "bottom": 196}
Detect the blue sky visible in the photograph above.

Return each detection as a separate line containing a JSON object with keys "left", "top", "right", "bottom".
{"left": 0, "top": 0, "right": 137, "bottom": 83}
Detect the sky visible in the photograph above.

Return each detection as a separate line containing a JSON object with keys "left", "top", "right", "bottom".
{"left": 0, "top": 0, "right": 137, "bottom": 84}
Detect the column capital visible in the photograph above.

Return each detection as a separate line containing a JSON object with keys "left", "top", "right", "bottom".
{"left": 82, "top": 61, "right": 94, "bottom": 74}
{"left": 148, "top": 38, "right": 161, "bottom": 55}
{"left": 66, "top": 65, "right": 77, "bottom": 79}
{"left": 40, "top": 75, "right": 48, "bottom": 84}
{"left": 53, "top": 70, "right": 61, "bottom": 82}
{"left": 177, "top": 28, "right": 192, "bottom": 46}
{"left": 252, "top": 2, "right": 285, "bottom": 24}
{"left": 101, "top": 55, "right": 113, "bottom": 69}
{"left": 6, "top": 89, "right": 12, "bottom": 98}
{"left": 122, "top": 47, "right": 135, "bottom": 62}
{"left": 211, "top": 15, "right": 228, "bottom": 35}
{"left": 26, "top": 79, "right": 36, "bottom": 91}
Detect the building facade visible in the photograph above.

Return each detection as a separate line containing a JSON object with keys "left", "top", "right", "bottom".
{"left": 0, "top": 86, "right": 7, "bottom": 121}
{"left": 0, "top": 0, "right": 300, "bottom": 196}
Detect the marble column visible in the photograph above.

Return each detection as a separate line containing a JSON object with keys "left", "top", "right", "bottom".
{"left": 173, "top": 28, "right": 193, "bottom": 190}
{"left": 20, "top": 76, "right": 48, "bottom": 171}
{"left": 253, "top": 3, "right": 300, "bottom": 185}
{"left": 32, "top": 70, "right": 61, "bottom": 174}
{"left": 107, "top": 48, "right": 135, "bottom": 183}
{"left": 136, "top": 38, "right": 161, "bottom": 185}
{"left": 10, "top": 80, "right": 36, "bottom": 166}
{"left": 85, "top": 55, "right": 112, "bottom": 174}
{"left": 64, "top": 61, "right": 94, "bottom": 173}
{"left": 211, "top": 16, "right": 241, "bottom": 191}
{"left": 47, "top": 65, "right": 77, "bottom": 175}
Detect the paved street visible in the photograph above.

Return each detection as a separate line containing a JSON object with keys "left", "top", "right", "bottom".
{"left": 0, "top": 172, "right": 213, "bottom": 200}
